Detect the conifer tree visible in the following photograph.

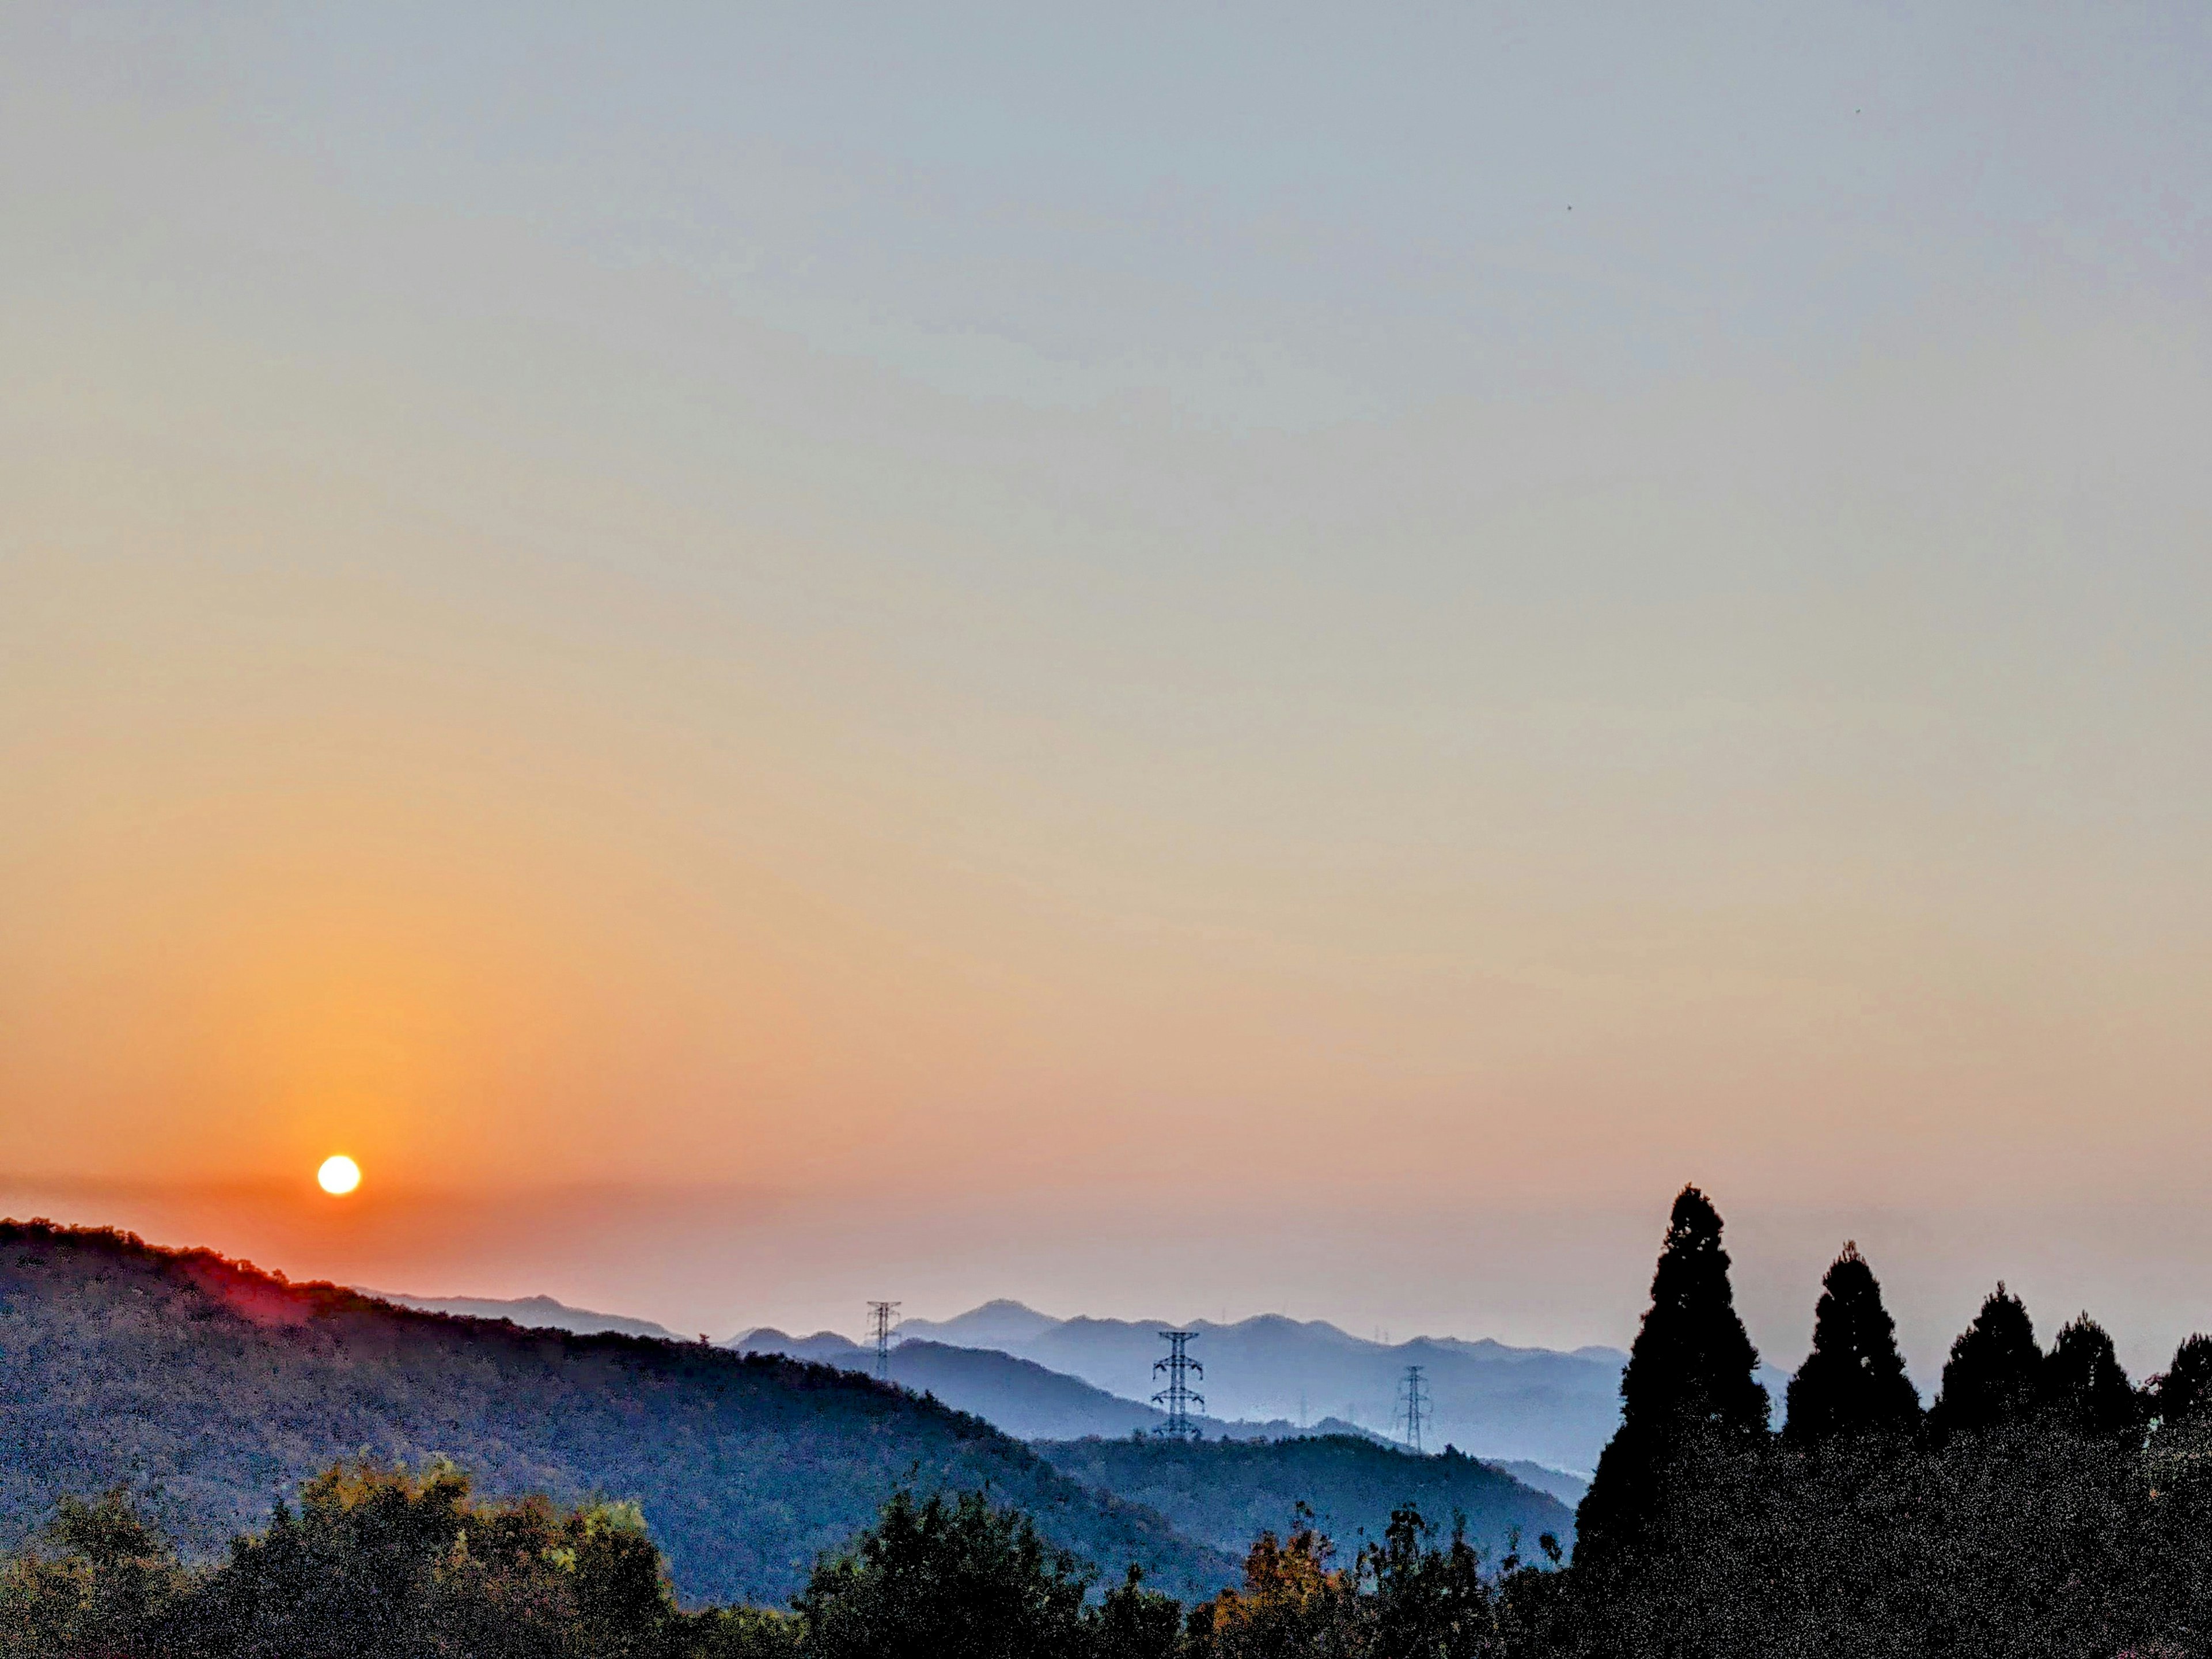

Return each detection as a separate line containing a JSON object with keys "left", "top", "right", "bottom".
{"left": 1928, "top": 1284, "right": 2040, "bottom": 1437}
{"left": 2151, "top": 1334, "right": 2212, "bottom": 1426}
{"left": 2041, "top": 1315, "right": 2139, "bottom": 1439}
{"left": 1574, "top": 1185, "right": 1770, "bottom": 1567}
{"left": 1782, "top": 1242, "right": 1922, "bottom": 1444}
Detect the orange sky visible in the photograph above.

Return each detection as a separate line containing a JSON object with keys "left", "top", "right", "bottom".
{"left": 5, "top": 5, "right": 2211, "bottom": 1377}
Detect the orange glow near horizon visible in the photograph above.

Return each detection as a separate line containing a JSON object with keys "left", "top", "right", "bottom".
{"left": 5, "top": 5, "right": 2212, "bottom": 1375}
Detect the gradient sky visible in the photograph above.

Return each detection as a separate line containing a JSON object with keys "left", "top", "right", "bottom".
{"left": 5, "top": 3, "right": 2211, "bottom": 1386}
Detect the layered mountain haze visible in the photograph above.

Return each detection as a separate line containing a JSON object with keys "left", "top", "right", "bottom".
{"left": 727, "top": 1332, "right": 1163, "bottom": 1441}
{"left": 727, "top": 1328, "right": 1380, "bottom": 1446}
{"left": 876, "top": 1303, "right": 1649, "bottom": 1473}
{"left": 373, "top": 1290, "right": 684, "bottom": 1343}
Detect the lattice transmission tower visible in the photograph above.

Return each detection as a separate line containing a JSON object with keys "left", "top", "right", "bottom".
{"left": 1152, "top": 1330, "right": 1205, "bottom": 1440}
{"left": 1397, "top": 1363, "right": 1432, "bottom": 1453}
{"left": 866, "top": 1300, "right": 902, "bottom": 1380}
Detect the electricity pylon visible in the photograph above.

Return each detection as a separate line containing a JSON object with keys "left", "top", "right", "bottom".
{"left": 866, "top": 1301, "right": 902, "bottom": 1380}
{"left": 1152, "top": 1330, "right": 1205, "bottom": 1440}
{"left": 1397, "top": 1363, "right": 1431, "bottom": 1453}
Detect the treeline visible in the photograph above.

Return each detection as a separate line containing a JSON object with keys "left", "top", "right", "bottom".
{"left": 0, "top": 1457, "right": 1558, "bottom": 1658}
{"left": 13, "top": 1187, "right": 2212, "bottom": 1656}
{"left": 1560, "top": 1184, "right": 2212, "bottom": 1657}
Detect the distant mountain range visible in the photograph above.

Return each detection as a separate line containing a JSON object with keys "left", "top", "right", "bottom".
{"left": 755, "top": 1301, "right": 1647, "bottom": 1474}
{"left": 895, "top": 1301, "right": 1790, "bottom": 1474}
{"left": 370, "top": 1290, "right": 684, "bottom": 1342}
{"left": 361, "top": 1290, "right": 1774, "bottom": 1479}
{"left": 728, "top": 1329, "right": 1377, "bottom": 1446}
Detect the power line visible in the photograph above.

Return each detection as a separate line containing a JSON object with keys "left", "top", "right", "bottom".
{"left": 866, "top": 1301, "right": 902, "bottom": 1381}
{"left": 1397, "top": 1363, "right": 1431, "bottom": 1453}
{"left": 1152, "top": 1330, "right": 1205, "bottom": 1441}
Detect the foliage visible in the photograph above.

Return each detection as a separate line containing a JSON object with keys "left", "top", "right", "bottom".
{"left": 2152, "top": 1335, "right": 2212, "bottom": 1427}
{"left": 1927, "top": 1283, "right": 2041, "bottom": 1438}
{"left": 0, "top": 1488, "right": 188, "bottom": 1658}
{"left": 2041, "top": 1313, "right": 2140, "bottom": 1439}
{"left": 1, "top": 1461, "right": 787, "bottom": 1658}
{"left": 1781, "top": 1243, "right": 1920, "bottom": 1445}
{"left": 1179, "top": 1502, "right": 1569, "bottom": 1659}
{"left": 1572, "top": 1185, "right": 1767, "bottom": 1571}
{"left": 1033, "top": 1436, "right": 1571, "bottom": 1566}
{"left": 795, "top": 1488, "right": 1094, "bottom": 1659}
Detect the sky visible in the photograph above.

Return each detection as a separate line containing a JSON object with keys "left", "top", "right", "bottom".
{"left": 4, "top": 2, "right": 2211, "bottom": 1388}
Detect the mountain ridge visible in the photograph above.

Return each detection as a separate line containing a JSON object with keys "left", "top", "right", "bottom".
{"left": 812, "top": 1301, "right": 1643, "bottom": 1471}
{"left": 369, "top": 1289, "right": 685, "bottom": 1343}
{"left": 0, "top": 1221, "right": 1236, "bottom": 1605}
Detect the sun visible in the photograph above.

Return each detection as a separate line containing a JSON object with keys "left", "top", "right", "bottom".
{"left": 317, "top": 1154, "right": 362, "bottom": 1196}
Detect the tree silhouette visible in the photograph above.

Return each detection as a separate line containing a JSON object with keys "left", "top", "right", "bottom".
{"left": 2150, "top": 1334, "right": 2212, "bottom": 1426}
{"left": 1929, "top": 1284, "right": 2040, "bottom": 1438}
{"left": 1574, "top": 1185, "right": 1770, "bottom": 1567}
{"left": 2041, "top": 1315, "right": 2139, "bottom": 1440}
{"left": 797, "top": 1488, "right": 1095, "bottom": 1659}
{"left": 1782, "top": 1243, "right": 1922, "bottom": 1445}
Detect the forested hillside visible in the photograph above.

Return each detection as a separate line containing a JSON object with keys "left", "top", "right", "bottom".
{"left": 0, "top": 1222, "right": 1235, "bottom": 1605}
{"left": 1035, "top": 1434, "right": 1574, "bottom": 1562}
{"left": 731, "top": 1334, "right": 1165, "bottom": 1440}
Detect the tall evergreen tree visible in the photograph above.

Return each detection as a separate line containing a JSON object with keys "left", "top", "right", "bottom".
{"left": 1928, "top": 1284, "right": 2040, "bottom": 1437}
{"left": 1782, "top": 1243, "right": 1922, "bottom": 1444}
{"left": 1574, "top": 1185, "right": 1770, "bottom": 1567}
{"left": 2041, "top": 1315, "right": 2139, "bottom": 1439}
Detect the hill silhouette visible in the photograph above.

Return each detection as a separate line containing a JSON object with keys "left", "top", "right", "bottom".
{"left": 0, "top": 1221, "right": 1235, "bottom": 1605}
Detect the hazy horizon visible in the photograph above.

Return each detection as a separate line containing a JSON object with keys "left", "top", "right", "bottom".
{"left": 7, "top": 6, "right": 2210, "bottom": 1398}
{"left": 10, "top": 1173, "right": 2211, "bottom": 1393}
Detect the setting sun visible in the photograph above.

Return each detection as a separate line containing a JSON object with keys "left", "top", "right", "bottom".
{"left": 316, "top": 1155, "right": 361, "bottom": 1196}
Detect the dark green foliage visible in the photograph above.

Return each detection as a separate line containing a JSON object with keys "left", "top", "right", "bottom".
{"left": 1782, "top": 1243, "right": 1921, "bottom": 1445}
{"left": 1034, "top": 1435, "right": 1572, "bottom": 1565}
{"left": 0, "top": 1473, "right": 1563, "bottom": 1659}
{"left": 1362, "top": 1507, "right": 1496, "bottom": 1658}
{"left": 1574, "top": 1416, "right": 2169, "bottom": 1659}
{"left": 0, "top": 1221, "right": 1231, "bottom": 1606}
{"left": 2152, "top": 1334, "right": 2212, "bottom": 1426}
{"left": 1573, "top": 1186, "right": 1767, "bottom": 1569}
{"left": 1929, "top": 1284, "right": 2041, "bottom": 1437}
{"left": 1092, "top": 1566, "right": 1184, "bottom": 1659}
{"left": 0, "top": 1488, "right": 188, "bottom": 1657}
{"left": 157, "top": 1460, "right": 699, "bottom": 1658}
{"left": 2, "top": 1463, "right": 792, "bottom": 1658}
{"left": 796, "top": 1489, "right": 1094, "bottom": 1659}
{"left": 2040, "top": 1314, "right": 2139, "bottom": 1440}
{"left": 1609, "top": 1187, "right": 1769, "bottom": 1436}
